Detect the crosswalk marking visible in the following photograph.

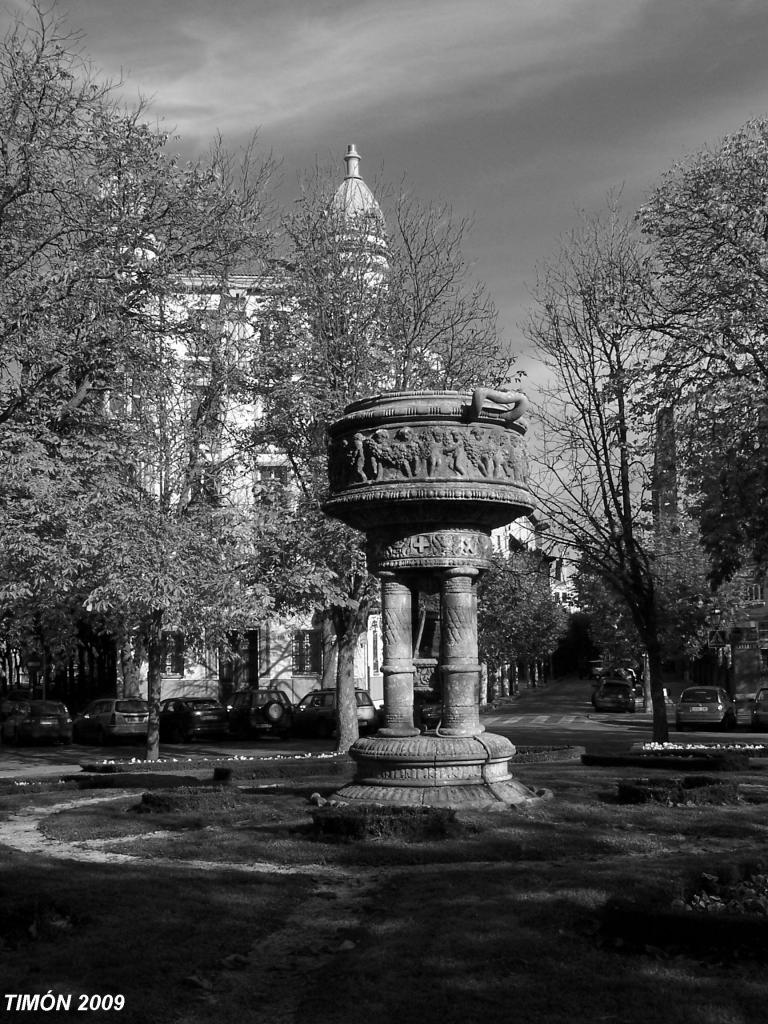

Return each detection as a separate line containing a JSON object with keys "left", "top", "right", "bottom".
{"left": 484, "top": 713, "right": 586, "bottom": 725}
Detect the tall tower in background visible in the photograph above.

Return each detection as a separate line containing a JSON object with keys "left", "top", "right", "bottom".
{"left": 652, "top": 405, "right": 679, "bottom": 532}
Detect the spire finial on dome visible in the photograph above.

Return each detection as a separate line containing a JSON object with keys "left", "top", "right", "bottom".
{"left": 344, "top": 144, "right": 361, "bottom": 180}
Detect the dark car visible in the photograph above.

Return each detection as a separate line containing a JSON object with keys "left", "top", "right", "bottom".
{"left": 676, "top": 686, "right": 736, "bottom": 732}
{"left": 751, "top": 687, "right": 768, "bottom": 731}
{"left": 228, "top": 688, "right": 294, "bottom": 738}
{"left": 292, "top": 688, "right": 378, "bottom": 738}
{"left": 159, "top": 697, "right": 229, "bottom": 743}
{"left": 0, "top": 700, "right": 73, "bottom": 745}
{"left": 592, "top": 679, "right": 641, "bottom": 713}
{"left": 73, "top": 698, "right": 149, "bottom": 744}
{"left": 0, "top": 688, "right": 34, "bottom": 722}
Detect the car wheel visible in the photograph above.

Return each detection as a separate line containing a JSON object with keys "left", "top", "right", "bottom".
{"left": 264, "top": 701, "right": 286, "bottom": 725}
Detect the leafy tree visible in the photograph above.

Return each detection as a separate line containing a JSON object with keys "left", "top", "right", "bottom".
{"left": 525, "top": 201, "right": 713, "bottom": 741}
{"left": 571, "top": 566, "right": 641, "bottom": 669}
{"left": 638, "top": 117, "right": 768, "bottom": 582}
{"left": 574, "top": 534, "right": 722, "bottom": 692}
{"left": 250, "top": 159, "right": 515, "bottom": 750}
{"left": 478, "top": 549, "right": 567, "bottom": 696}
{"left": 0, "top": 3, "right": 276, "bottom": 755}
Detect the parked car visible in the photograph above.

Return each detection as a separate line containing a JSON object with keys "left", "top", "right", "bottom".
{"left": 228, "top": 688, "right": 294, "bottom": 738}
{"left": 591, "top": 679, "right": 641, "bottom": 713}
{"left": 0, "top": 688, "right": 34, "bottom": 723}
{"left": 292, "top": 688, "right": 378, "bottom": 738}
{"left": 413, "top": 689, "right": 442, "bottom": 732}
{"left": 751, "top": 687, "right": 768, "bottom": 730}
{"left": 0, "top": 700, "right": 73, "bottom": 745}
{"left": 159, "top": 697, "right": 228, "bottom": 743}
{"left": 73, "top": 698, "right": 149, "bottom": 744}
{"left": 675, "top": 686, "right": 736, "bottom": 732}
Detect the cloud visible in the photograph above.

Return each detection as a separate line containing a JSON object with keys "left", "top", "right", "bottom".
{"left": 6, "top": 0, "right": 768, "bottom": 369}
{"left": 4, "top": 1, "right": 649, "bottom": 140}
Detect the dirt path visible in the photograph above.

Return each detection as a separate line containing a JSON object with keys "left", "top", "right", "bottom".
{"left": 1, "top": 793, "right": 348, "bottom": 877}
{"left": 1, "top": 792, "right": 384, "bottom": 1024}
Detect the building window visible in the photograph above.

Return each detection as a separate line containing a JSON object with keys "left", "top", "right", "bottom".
{"left": 161, "top": 633, "right": 185, "bottom": 676}
{"left": 745, "top": 583, "right": 765, "bottom": 605}
{"left": 292, "top": 630, "right": 321, "bottom": 674}
{"left": 255, "top": 464, "right": 289, "bottom": 488}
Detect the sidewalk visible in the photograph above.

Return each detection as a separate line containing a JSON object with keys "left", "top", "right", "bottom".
{"left": 0, "top": 746, "right": 357, "bottom": 785}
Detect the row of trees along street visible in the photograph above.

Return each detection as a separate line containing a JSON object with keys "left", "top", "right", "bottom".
{"left": 527, "top": 118, "right": 768, "bottom": 741}
{"left": 5, "top": 5, "right": 768, "bottom": 750}
{"left": 478, "top": 550, "right": 568, "bottom": 696}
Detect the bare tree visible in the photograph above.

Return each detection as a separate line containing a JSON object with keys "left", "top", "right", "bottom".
{"left": 250, "top": 158, "right": 516, "bottom": 751}
{"left": 526, "top": 202, "right": 711, "bottom": 742}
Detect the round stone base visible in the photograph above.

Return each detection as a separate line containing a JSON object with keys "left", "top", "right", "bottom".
{"left": 334, "top": 732, "right": 549, "bottom": 808}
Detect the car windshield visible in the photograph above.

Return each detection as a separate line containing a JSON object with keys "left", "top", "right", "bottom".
{"left": 184, "top": 699, "right": 221, "bottom": 709}
{"left": 115, "top": 700, "right": 148, "bottom": 713}
{"left": 31, "top": 702, "right": 67, "bottom": 715}
{"left": 680, "top": 688, "right": 718, "bottom": 702}
{"left": 252, "top": 690, "right": 285, "bottom": 703}
{"left": 600, "top": 682, "right": 630, "bottom": 695}
{"left": 756, "top": 689, "right": 768, "bottom": 702}
{"left": 355, "top": 692, "right": 373, "bottom": 706}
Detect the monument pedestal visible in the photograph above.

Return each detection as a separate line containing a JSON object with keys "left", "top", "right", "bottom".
{"left": 336, "top": 733, "right": 546, "bottom": 808}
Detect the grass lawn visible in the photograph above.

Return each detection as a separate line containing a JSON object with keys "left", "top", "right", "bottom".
{"left": 1, "top": 758, "right": 768, "bottom": 1023}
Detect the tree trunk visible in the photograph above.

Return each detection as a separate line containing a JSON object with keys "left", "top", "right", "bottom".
{"left": 118, "top": 638, "right": 143, "bottom": 699}
{"left": 320, "top": 614, "right": 338, "bottom": 688}
{"left": 331, "top": 602, "right": 369, "bottom": 753}
{"left": 145, "top": 612, "right": 164, "bottom": 760}
{"left": 645, "top": 635, "right": 669, "bottom": 743}
{"left": 500, "top": 665, "right": 510, "bottom": 698}
{"left": 490, "top": 665, "right": 501, "bottom": 701}
{"left": 510, "top": 660, "right": 519, "bottom": 694}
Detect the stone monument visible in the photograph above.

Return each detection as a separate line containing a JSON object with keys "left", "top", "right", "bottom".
{"left": 324, "top": 387, "right": 545, "bottom": 807}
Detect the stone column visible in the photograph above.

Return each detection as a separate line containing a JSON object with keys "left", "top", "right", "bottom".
{"left": 439, "top": 567, "right": 484, "bottom": 736}
{"left": 379, "top": 572, "right": 419, "bottom": 736}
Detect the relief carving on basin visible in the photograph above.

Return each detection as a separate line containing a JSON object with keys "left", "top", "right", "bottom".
{"left": 324, "top": 390, "right": 535, "bottom": 538}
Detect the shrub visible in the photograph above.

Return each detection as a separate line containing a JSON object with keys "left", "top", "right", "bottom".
{"left": 616, "top": 775, "right": 740, "bottom": 806}
{"left": 310, "top": 803, "right": 459, "bottom": 842}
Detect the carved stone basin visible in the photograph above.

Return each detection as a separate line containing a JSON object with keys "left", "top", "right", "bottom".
{"left": 325, "top": 389, "right": 535, "bottom": 536}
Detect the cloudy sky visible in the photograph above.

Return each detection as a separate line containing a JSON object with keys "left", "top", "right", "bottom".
{"left": 6, "top": 0, "right": 768, "bottom": 380}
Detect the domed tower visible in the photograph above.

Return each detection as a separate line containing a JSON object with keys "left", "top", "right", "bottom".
{"left": 330, "top": 144, "right": 388, "bottom": 270}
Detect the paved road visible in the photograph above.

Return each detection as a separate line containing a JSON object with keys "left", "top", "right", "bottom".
{"left": 0, "top": 676, "right": 762, "bottom": 779}
{"left": 484, "top": 676, "right": 653, "bottom": 752}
